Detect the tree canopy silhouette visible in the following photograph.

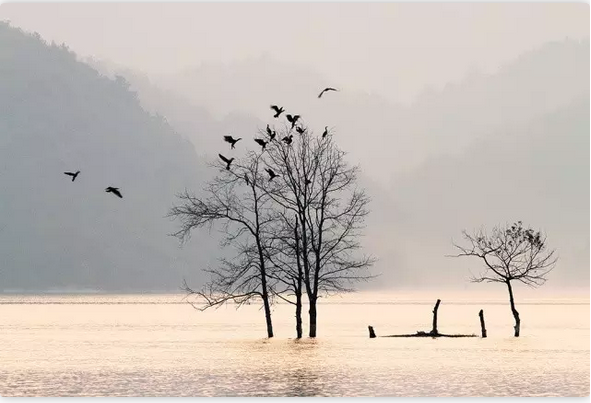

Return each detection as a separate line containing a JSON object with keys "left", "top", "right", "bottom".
{"left": 451, "top": 221, "right": 557, "bottom": 337}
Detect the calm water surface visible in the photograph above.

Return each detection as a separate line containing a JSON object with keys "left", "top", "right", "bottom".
{"left": 0, "top": 293, "right": 588, "bottom": 396}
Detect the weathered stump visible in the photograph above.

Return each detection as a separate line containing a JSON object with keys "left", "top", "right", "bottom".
{"left": 479, "top": 309, "right": 487, "bottom": 338}
{"left": 431, "top": 299, "right": 441, "bottom": 335}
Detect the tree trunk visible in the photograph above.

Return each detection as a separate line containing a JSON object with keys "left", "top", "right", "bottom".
{"left": 262, "top": 293, "right": 274, "bottom": 338}
{"left": 259, "top": 257, "right": 273, "bottom": 338}
{"left": 478, "top": 309, "right": 487, "bottom": 338}
{"left": 294, "top": 215, "right": 303, "bottom": 339}
{"left": 309, "top": 297, "right": 317, "bottom": 338}
{"left": 295, "top": 293, "right": 302, "bottom": 339}
{"left": 431, "top": 299, "right": 441, "bottom": 335}
{"left": 506, "top": 280, "right": 520, "bottom": 337}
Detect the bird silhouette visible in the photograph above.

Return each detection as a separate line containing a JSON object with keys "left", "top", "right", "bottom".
{"left": 318, "top": 87, "right": 338, "bottom": 98}
{"left": 270, "top": 105, "right": 285, "bottom": 118}
{"left": 266, "top": 124, "right": 277, "bottom": 141}
{"left": 223, "top": 135, "right": 242, "bottom": 149}
{"left": 305, "top": 178, "right": 312, "bottom": 185}
{"left": 254, "top": 138, "right": 268, "bottom": 150}
{"left": 322, "top": 126, "right": 329, "bottom": 138}
{"left": 286, "top": 114, "right": 301, "bottom": 129}
{"left": 296, "top": 126, "right": 305, "bottom": 135}
{"left": 105, "top": 187, "right": 123, "bottom": 198}
{"left": 282, "top": 135, "right": 293, "bottom": 145}
{"left": 64, "top": 170, "right": 80, "bottom": 182}
{"left": 244, "top": 174, "right": 250, "bottom": 186}
{"left": 219, "top": 154, "right": 234, "bottom": 170}
{"left": 266, "top": 168, "right": 278, "bottom": 181}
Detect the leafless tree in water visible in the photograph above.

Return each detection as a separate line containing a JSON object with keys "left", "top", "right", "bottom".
{"left": 169, "top": 151, "right": 277, "bottom": 338}
{"left": 259, "top": 123, "right": 376, "bottom": 338}
{"left": 451, "top": 221, "right": 557, "bottom": 337}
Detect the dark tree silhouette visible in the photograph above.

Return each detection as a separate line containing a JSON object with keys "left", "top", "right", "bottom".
{"left": 262, "top": 212, "right": 306, "bottom": 338}
{"left": 261, "top": 125, "right": 375, "bottom": 337}
{"left": 451, "top": 221, "right": 557, "bottom": 337}
{"left": 170, "top": 152, "right": 276, "bottom": 338}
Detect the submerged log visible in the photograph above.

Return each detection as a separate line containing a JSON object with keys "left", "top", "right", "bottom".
{"left": 367, "top": 327, "right": 477, "bottom": 338}
{"left": 479, "top": 309, "right": 487, "bottom": 338}
{"left": 367, "top": 299, "right": 477, "bottom": 339}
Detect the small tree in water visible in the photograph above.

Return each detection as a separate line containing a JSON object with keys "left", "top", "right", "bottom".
{"left": 452, "top": 221, "right": 557, "bottom": 337}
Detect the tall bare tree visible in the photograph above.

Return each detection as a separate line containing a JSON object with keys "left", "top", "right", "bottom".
{"left": 169, "top": 151, "right": 277, "bottom": 338}
{"left": 451, "top": 221, "right": 557, "bottom": 337}
{"left": 260, "top": 124, "right": 375, "bottom": 337}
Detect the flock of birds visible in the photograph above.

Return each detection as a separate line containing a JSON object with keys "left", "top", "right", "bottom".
{"left": 63, "top": 170, "right": 123, "bottom": 199}
{"left": 64, "top": 87, "right": 338, "bottom": 194}
{"left": 218, "top": 87, "right": 338, "bottom": 182}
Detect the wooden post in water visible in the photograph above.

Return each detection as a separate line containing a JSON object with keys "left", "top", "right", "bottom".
{"left": 368, "top": 325, "right": 376, "bottom": 338}
{"left": 431, "top": 299, "right": 441, "bottom": 335}
{"left": 479, "top": 309, "right": 487, "bottom": 338}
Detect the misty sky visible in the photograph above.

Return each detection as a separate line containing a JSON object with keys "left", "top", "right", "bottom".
{"left": 0, "top": 2, "right": 588, "bottom": 292}
{"left": 0, "top": 2, "right": 588, "bottom": 104}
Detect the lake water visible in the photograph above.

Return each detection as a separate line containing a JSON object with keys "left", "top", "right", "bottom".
{"left": 0, "top": 292, "right": 588, "bottom": 397}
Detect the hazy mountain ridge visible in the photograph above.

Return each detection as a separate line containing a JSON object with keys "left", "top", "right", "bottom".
{"left": 387, "top": 95, "right": 590, "bottom": 287}
{"left": 0, "top": 22, "right": 587, "bottom": 292}
{"left": 76, "top": 36, "right": 590, "bottom": 290}
{"left": 0, "top": 23, "right": 217, "bottom": 292}
{"left": 83, "top": 57, "right": 265, "bottom": 159}
{"left": 150, "top": 39, "right": 589, "bottom": 185}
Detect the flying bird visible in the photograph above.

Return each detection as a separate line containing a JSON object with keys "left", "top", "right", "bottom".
{"left": 105, "top": 187, "right": 123, "bottom": 198}
{"left": 322, "top": 126, "right": 329, "bottom": 138}
{"left": 266, "top": 124, "right": 276, "bottom": 141}
{"left": 270, "top": 105, "right": 285, "bottom": 118}
{"left": 266, "top": 168, "right": 278, "bottom": 181}
{"left": 282, "top": 135, "right": 293, "bottom": 145}
{"left": 254, "top": 138, "right": 268, "bottom": 150}
{"left": 218, "top": 154, "right": 234, "bottom": 170}
{"left": 286, "top": 114, "right": 300, "bottom": 129}
{"left": 296, "top": 126, "right": 305, "bottom": 135}
{"left": 64, "top": 170, "right": 80, "bottom": 182}
{"left": 318, "top": 87, "right": 338, "bottom": 98}
{"left": 223, "top": 135, "right": 242, "bottom": 149}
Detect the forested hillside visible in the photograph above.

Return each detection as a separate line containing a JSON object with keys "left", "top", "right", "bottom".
{"left": 0, "top": 23, "right": 216, "bottom": 292}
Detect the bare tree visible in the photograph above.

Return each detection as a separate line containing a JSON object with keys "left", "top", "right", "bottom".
{"left": 260, "top": 124, "right": 376, "bottom": 337}
{"left": 169, "top": 152, "right": 277, "bottom": 338}
{"left": 451, "top": 221, "right": 557, "bottom": 337}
